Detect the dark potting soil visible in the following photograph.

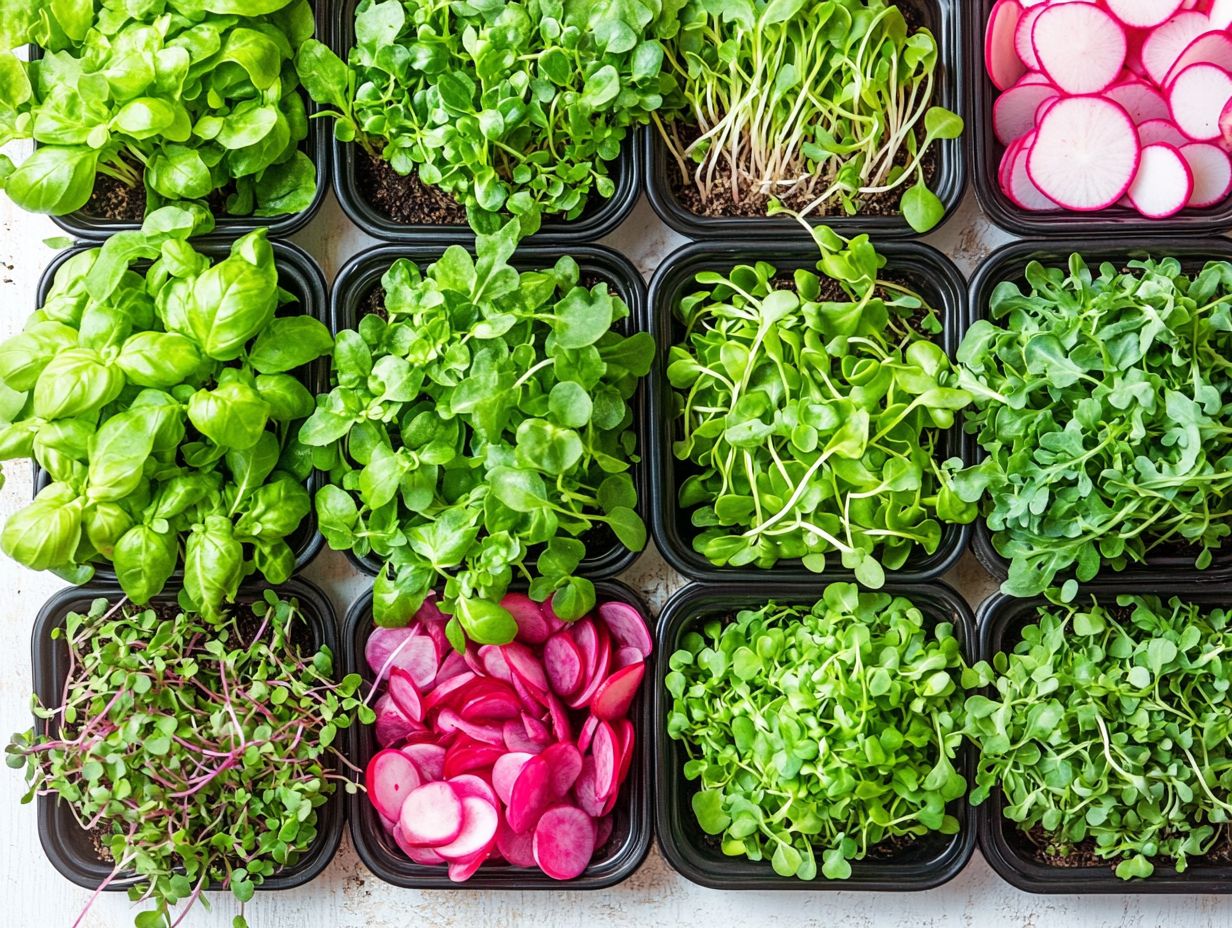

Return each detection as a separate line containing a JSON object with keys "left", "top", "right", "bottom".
{"left": 83, "top": 173, "right": 233, "bottom": 222}
{"left": 1024, "top": 825, "right": 1232, "bottom": 872}
{"left": 356, "top": 149, "right": 469, "bottom": 226}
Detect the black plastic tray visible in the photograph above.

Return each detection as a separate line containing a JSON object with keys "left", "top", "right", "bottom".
{"left": 967, "top": 237, "right": 1232, "bottom": 588}
{"left": 31, "top": 238, "right": 329, "bottom": 583}
{"left": 645, "top": 238, "right": 972, "bottom": 583}
{"left": 342, "top": 577, "right": 653, "bottom": 889}
{"left": 976, "top": 584, "right": 1232, "bottom": 894}
{"left": 965, "top": 0, "right": 1232, "bottom": 237}
{"left": 327, "top": 0, "right": 639, "bottom": 244}
{"left": 643, "top": 0, "right": 966, "bottom": 240}
{"left": 329, "top": 242, "right": 649, "bottom": 581}
{"left": 37, "top": 2, "right": 329, "bottom": 241}
{"left": 29, "top": 578, "right": 345, "bottom": 892}
{"left": 654, "top": 580, "right": 977, "bottom": 890}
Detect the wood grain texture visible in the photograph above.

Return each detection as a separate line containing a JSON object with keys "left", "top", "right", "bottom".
{"left": 1, "top": 167, "right": 1229, "bottom": 927}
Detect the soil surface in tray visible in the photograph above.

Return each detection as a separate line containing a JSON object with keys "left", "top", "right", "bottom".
{"left": 1025, "top": 824, "right": 1232, "bottom": 872}
{"left": 356, "top": 150, "right": 469, "bottom": 225}
{"left": 84, "top": 174, "right": 233, "bottom": 222}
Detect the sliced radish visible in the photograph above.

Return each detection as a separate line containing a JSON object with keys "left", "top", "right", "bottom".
{"left": 1213, "top": 0, "right": 1232, "bottom": 29}
{"left": 545, "top": 691, "right": 574, "bottom": 743}
{"left": 614, "top": 645, "right": 644, "bottom": 669}
{"left": 492, "top": 752, "right": 534, "bottom": 806}
{"left": 993, "top": 81, "right": 1058, "bottom": 144}
{"left": 1179, "top": 141, "right": 1232, "bottom": 205}
{"left": 496, "top": 820, "right": 537, "bottom": 868}
{"left": 447, "top": 848, "right": 492, "bottom": 883}
{"left": 400, "top": 781, "right": 464, "bottom": 846}
{"left": 388, "top": 667, "right": 424, "bottom": 723}
{"left": 573, "top": 757, "right": 607, "bottom": 818}
{"left": 1009, "top": 143, "right": 1059, "bottom": 211}
{"left": 374, "top": 693, "right": 419, "bottom": 747}
{"left": 591, "top": 721, "right": 619, "bottom": 800}
{"left": 1127, "top": 142, "right": 1194, "bottom": 217}
{"left": 502, "top": 592, "right": 552, "bottom": 645}
{"left": 1106, "top": 0, "right": 1185, "bottom": 29}
{"left": 1222, "top": 98, "right": 1232, "bottom": 152}
{"left": 436, "top": 796, "right": 499, "bottom": 860}
{"left": 460, "top": 690, "right": 522, "bottom": 722}
{"left": 533, "top": 805, "right": 596, "bottom": 881}
{"left": 502, "top": 641, "right": 550, "bottom": 698}
{"left": 366, "top": 748, "right": 423, "bottom": 821}
{"left": 507, "top": 754, "right": 553, "bottom": 833}
{"left": 595, "top": 815, "right": 614, "bottom": 850}
{"left": 1027, "top": 96, "right": 1140, "bottom": 210}
{"left": 1015, "top": 6, "right": 1046, "bottom": 71}
{"left": 544, "top": 632, "right": 584, "bottom": 697}
{"left": 1169, "top": 64, "right": 1232, "bottom": 140}
{"left": 395, "top": 826, "right": 446, "bottom": 865}
{"left": 366, "top": 627, "right": 438, "bottom": 689}
{"left": 614, "top": 718, "right": 636, "bottom": 789}
{"left": 540, "top": 741, "right": 584, "bottom": 798}
{"left": 1032, "top": 3, "right": 1127, "bottom": 94}
{"left": 577, "top": 714, "right": 600, "bottom": 754}
{"left": 400, "top": 742, "right": 446, "bottom": 782}
{"left": 1142, "top": 12, "right": 1212, "bottom": 86}
{"left": 443, "top": 741, "right": 504, "bottom": 778}
{"left": 449, "top": 773, "right": 500, "bottom": 808}
{"left": 503, "top": 718, "right": 548, "bottom": 754}
{"left": 1164, "top": 32, "right": 1232, "bottom": 87}
{"left": 987, "top": 0, "right": 1027, "bottom": 90}
{"left": 1139, "top": 118, "right": 1191, "bottom": 146}
{"left": 596, "top": 600, "right": 653, "bottom": 659}
{"left": 590, "top": 663, "right": 646, "bottom": 722}
{"left": 1104, "top": 80, "right": 1171, "bottom": 125}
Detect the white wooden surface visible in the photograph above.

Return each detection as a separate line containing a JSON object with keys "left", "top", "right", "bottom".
{"left": 1, "top": 186, "right": 1230, "bottom": 927}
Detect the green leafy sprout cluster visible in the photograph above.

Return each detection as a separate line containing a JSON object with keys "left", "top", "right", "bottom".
{"left": 654, "top": 0, "right": 963, "bottom": 232}
{"left": 5, "top": 592, "right": 369, "bottom": 928}
{"left": 0, "top": 0, "right": 320, "bottom": 218}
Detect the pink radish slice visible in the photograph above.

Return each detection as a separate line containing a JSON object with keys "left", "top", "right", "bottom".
{"left": 365, "top": 627, "right": 439, "bottom": 689}
{"left": 1127, "top": 142, "right": 1194, "bottom": 217}
{"left": 1104, "top": 80, "right": 1171, "bottom": 125}
{"left": 544, "top": 632, "right": 584, "bottom": 696}
{"left": 596, "top": 600, "right": 653, "bottom": 659}
{"left": 443, "top": 742, "right": 504, "bottom": 779}
{"left": 434, "top": 649, "right": 469, "bottom": 685}
{"left": 994, "top": 81, "right": 1058, "bottom": 144}
{"left": 1106, "top": 0, "right": 1185, "bottom": 29}
{"left": 1221, "top": 98, "right": 1232, "bottom": 152}
{"left": 1015, "top": 6, "right": 1045, "bottom": 71}
{"left": 614, "top": 646, "right": 644, "bottom": 670}
{"left": 378, "top": 811, "right": 397, "bottom": 834}
{"left": 1027, "top": 96, "right": 1140, "bottom": 210}
{"left": 574, "top": 757, "right": 606, "bottom": 818}
{"left": 502, "top": 592, "right": 552, "bottom": 645}
{"left": 478, "top": 645, "right": 513, "bottom": 682}
{"left": 1031, "top": 3, "right": 1127, "bottom": 94}
{"left": 999, "top": 137, "right": 1023, "bottom": 194}
{"left": 577, "top": 714, "right": 600, "bottom": 754}
{"left": 591, "top": 721, "right": 620, "bottom": 800}
{"left": 460, "top": 691, "right": 522, "bottom": 721}
{"left": 590, "top": 663, "right": 646, "bottom": 721}
{"left": 503, "top": 718, "right": 548, "bottom": 753}
{"left": 447, "top": 848, "right": 492, "bottom": 883}
{"left": 436, "top": 796, "right": 499, "bottom": 860}
{"left": 1180, "top": 141, "right": 1232, "bottom": 205}
{"left": 1016, "top": 71, "right": 1051, "bottom": 86}
{"left": 366, "top": 748, "right": 423, "bottom": 821}
{"left": 540, "top": 741, "right": 584, "bottom": 798}
{"left": 497, "top": 820, "right": 537, "bottom": 868}
{"left": 1142, "top": 12, "right": 1212, "bottom": 86}
{"left": 986, "top": 0, "right": 1027, "bottom": 90}
{"left": 545, "top": 691, "right": 574, "bottom": 743}
{"left": 439, "top": 709, "right": 505, "bottom": 746}
{"left": 449, "top": 773, "right": 500, "bottom": 807}
{"left": 375, "top": 693, "right": 419, "bottom": 747}
{"left": 1139, "top": 118, "right": 1191, "bottom": 146}
{"left": 507, "top": 755, "right": 553, "bottom": 833}
{"left": 400, "top": 780, "right": 464, "bottom": 845}
{"left": 614, "top": 718, "right": 636, "bottom": 788}
{"left": 533, "top": 805, "right": 596, "bottom": 881}
{"left": 595, "top": 816, "right": 614, "bottom": 850}
{"left": 1169, "top": 63, "right": 1232, "bottom": 140}
{"left": 421, "top": 670, "right": 477, "bottom": 715}
{"left": 493, "top": 752, "right": 534, "bottom": 806}
{"left": 388, "top": 667, "right": 424, "bottom": 723}
{"left": 501, "top": 642, "right": 550, "bottom": 698}
{"left": 400, "top": 742, "right": 446, "bottom": 782}
{"left": 523, "top": 712, "right": 552, "bottom": 744}
{"left": 395, "top": 825, "right": 446, "bottom": 865}
{"left": 1164, "top": 32, "right": 1232, "bottom": 88}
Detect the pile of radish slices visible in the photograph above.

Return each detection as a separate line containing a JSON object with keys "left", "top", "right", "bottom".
{"left": 363, "top": 593, "right": 652, "bottom": 882}
{"left": 986, "top": 0, "right": 1232, "bottom": 216}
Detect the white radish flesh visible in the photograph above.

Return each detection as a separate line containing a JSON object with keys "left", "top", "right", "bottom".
{"left": 1164, "top": 32, "right": 1232, "bottom": 88}
{"left": 1141, "top": 12, "right": 1212, "bottom": 86}
{"left": 1127, "top": 143, "right": 1194, "bottom": 217}
{"left": 1008, "top": 144, "right": 1059, "bottom": 211}
{"left": 1138, "top": 118, "right": 1191, "bottom": 147}
{"left": 1179, "top": 141, "right": 1232, "bottom": 206}
{"left": 1016, "top": 6, "right": 1045, "bottom": 71}
{"left": 1032, "top": 3, "right": 1127, "bottom": 94}
{"left": 1106, "top": 0, "right": 1185, "bottom": 29}
{"left": 435, "top": 796, "right": 499, "bottom": 860}
{"left": 1103, "top": 80, "right": 1171, "bottom": 125}
{"left": 366, "top": 748, "right": 423, "bottom": 821}
{"left": 533, "top": 805, "right": 597, "bottom": 881}
{"left": 987, "top": 0, "right": 1027, "bottom": 90}
{"left": 994, "top": 80, "right": 1059, "bottom": 144}
{"left": 400, "top": 781, "right": 465, "bottom": 846}
{"left": 1027, "top": 96, "right": 1140, "bottom": 210}
{"left": 1169, "top": 64, "right": 1232, "bottom": 141}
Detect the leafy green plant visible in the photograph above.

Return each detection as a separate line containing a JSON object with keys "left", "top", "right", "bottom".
{"left": 0, "top": 208, "right": 333, "bottom": 616}
{"left": 665, "top": 583, "right": 969, "bottom": 880}
{"left": 655, "top": 0, "right": 963, "bottom": 232}
{"left": 296, "top": 0, "right": 678, "bottom": 232}
{"left": 301, "top": 220, "right": 652, "bottom": 646}
{"left": 0, "top": 0, "right": 319, "bottom": 218}
{"left": 6, "top": 591, "right": 369, "bottom": 928}
{"left": 953, "top": 255, "right": 1232, "bottom": 601}
{"left": 966, "top": 594, "right": 1232, "bottom": 880}
{"left": 667, "top": 227, "right": 973, "bottom": 586}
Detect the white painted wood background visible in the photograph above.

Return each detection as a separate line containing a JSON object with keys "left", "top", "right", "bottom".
{"left": 1, "top": 183, "right": 1229, "bottom": 927}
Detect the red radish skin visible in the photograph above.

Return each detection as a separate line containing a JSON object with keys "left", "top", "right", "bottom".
{"left": 1015, "top": 6, "right": 1045, "bottom": 71}
{"left": 460, "top": 691, "right": 522, "bottom": 721}
{"left": 1139, "top": 118, "right": 1191, "bottom": 147}
{"left": 1169, "top": 63, "right": 1232, "bottom": 141}
{"left": 492, "top": 752, "right": 534, "bottom": 806}
{"left": 400, "top": 742, "right": 446, "bottom": 782}
{"left": 1127, "top": 142, "right": 1195, "bottom": 217}
{"left": 502, "top": 592, "right": 552, "bottom": 645}
{"left": 545, "top": 691, "right": 574, "bottom": 743}
{"left": 503, "top": 718, "right": 547, "bottom": 754}
{"left": 577, "top": 714, "right": 600, "bottom": 754}
{"left": 421, "top": 670, "right": 477, "bottom": 715}
{"left": 1027, "top": 96, "right": 1141, "bottom": 210}
{"left": 502, "top": 641, "right": 551, "bottom": 698}
{"left": 1008, "top": 142, "right": 1058, "bottom": 211}
{"left": 614, "top": 646, "right": 645, "bottom": 670}
{"left": 366, "top": 748, "right": 423, "bottom": 821}
{"left": 533, "top": 805, "right": 597, "bottom": 881}
{"left": 507, "top": 755, "right": 554, "bottom": 833}
{"left": 540, "top": 741, "right": 584, "bottom": 798}
{"left": 1164, "top": 32, "right": 1232, "bottom": 88}
{"left": 1031, "top": 3, "right": 1127, "bottom": 94}
{"left": 596, "top": 600, "right": 653, "bottom": 658}
{"left": 1223, "top": 98, "right": 1232, "bottom": 153}
{"left": 399, "top": 781, "right": 465, "bottom": 846}
{"left": 478, "top": 645, "right": 514, "bottom": 682}
{"left": 443, "top": 742, "right": 505, "bottom": 778}
{"left": 1179, "top": 142, "right": 1232, "bottom": 206}
{"left": 395, "top": 826, "right": 446, "bottom": 865}
{"left": 543, "top": 632, "right": 584, "bottom": 696}
{"left": 522, "top": 712, "right": 552, "bottom": 745}
{"left": 987, "top": 0, "right": 1028, "bottom": 91}
{"left": 574, "top": 757, "right": 606, "bottom": 818}
{"left": 449, "top": 773, "right": 500, "bottom": 808}
{"left": 1107, "top": 0, "right": 1185, "bottom": 29}
{"left": 590, "top": 663, "right": 647, "bottom": 721}
{"left": 436, "top": 796, "right": 499, "bottom": 860}
{"left": 447, "top": 849, "right": 493, "bottom": 883}
{"left": 374, "top": 693, "right": 419, "bottom": 747}
{"left": 434, "top": 649, "right": 469, "bottom": 685}
{"left": 1142, "top": 12, "right": 1213, "bottom": 86}
{"left": 614, "top": 718, "right": 636, "bottom": 788}
{"left": 387, "top": 667, "right": 424, "bottom": 722}
{"left": 591, "top": 721, "right": 620, "bottom": 800}
{"left": 994, "top": 81, "right": 1059, "bottom": 145}
{"left": 496, "top": 820, "right": 537, "bottom": 868}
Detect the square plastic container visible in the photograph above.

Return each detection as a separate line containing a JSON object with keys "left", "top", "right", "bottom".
{"left": 326, "top": 0, "right": 640, "bottom": 244}
{"left": 976, "top": 584, "right": 1232, "bottom": 893}
{"left": 653, "top": 580, "right": 978, "bottom": 890}
{"left": 30, "top": 238, "right": 329, "bottom": 582}
{"left": 645, "top": 238, "right": 973, "bottom": 583}
{"left": 965, "top": 0, "right": 1232, "bottom": 237}
{"left": 36, "top": 3, "right": 329, "bottom": 241}
{"left": 341, "top": 578, "right": 653, "bottom": 889}
{"left": 29, "top": 578, "right": 345, "bottom": 892}
{"left": 967, "top": 236, "right": 1232, "bottom": 587}
{"left": 328, "top": 242, "right": 649, "bottom": 580}
{"left": 643, "top": 0, "right": 966, "bottom": 240}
